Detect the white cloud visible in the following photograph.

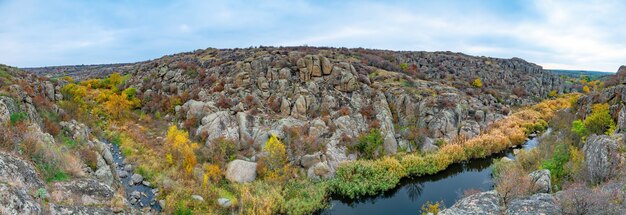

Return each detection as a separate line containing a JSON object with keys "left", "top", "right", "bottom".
{"left": 0, "top": 0, "right": 624, "bottom": 71}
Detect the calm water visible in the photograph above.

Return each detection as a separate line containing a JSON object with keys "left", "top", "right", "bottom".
{"left": 322, "top": 130, "right": 546, "bottom": 215}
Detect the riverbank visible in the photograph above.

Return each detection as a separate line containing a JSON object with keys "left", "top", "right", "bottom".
{"left": 326, "top": 94, "right": 578, "bottom": 200}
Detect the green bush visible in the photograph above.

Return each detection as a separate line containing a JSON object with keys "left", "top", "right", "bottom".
{"left": 352, "top": 129, "right": 384, "bottom": 159}
{"left": 10, "top": 112, "right": 27, "bottom": 125}
{"left": 583, "top": 103, "right": 615, "bottom": 135}
{"left": 401, "top": 153, "right": 451, "bottom": 176}
{"left": 330, "top": 157, "right": 406, "bottom": 198}
{"left": 571, "top": 120, "right": 587, "bottom": 138}
{"left": 283, "top": 180, "right": 329, "bottom": 214}
{"left": 541, "top": 143, "right": 570, "bottom": 187}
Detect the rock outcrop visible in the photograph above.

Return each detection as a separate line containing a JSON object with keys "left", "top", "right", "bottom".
{"left": 505, "top": 194, "right": 560, "bottom": 215}
{"left": 439, "top": 191, "right": 501, "bottom": 215}
{"left": 583, "top": 134, "right": 621, "bottom": 184}
{"left": 529, "top": 169, "right": 551, "bottom": 193}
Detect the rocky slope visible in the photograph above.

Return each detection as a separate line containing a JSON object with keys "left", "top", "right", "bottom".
{"left": 0, "top": 65, "right": 151, "bottom": 214}
{"left": 25, "top": 47, "right": 573, "bottom": 180}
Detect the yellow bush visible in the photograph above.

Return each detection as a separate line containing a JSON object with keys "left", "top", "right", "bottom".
{"left": 104, "top": 93, "right": 132, "bottom": 120}
{"left": 165, "top": 126, "right": 199, "bottom": 174}
{"left": 202, "top": 164, "right": 222, "bottom": 185}
{"left": 258, "top": 134, "right": 289, "bottom": 181}
{"left": 472, "top": 78, "right": 483, "bottom": 88}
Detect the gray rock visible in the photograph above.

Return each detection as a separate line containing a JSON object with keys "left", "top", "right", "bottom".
{"left": 0, "top": 184, "right": 42, "bottom": 214}
{"left": 300, "top": 152, "right": 322, "bottom": 168}
{"left": 420, "top": 137, "right": 439, "bottom": 153}
{"left": 225, "top": 159, "right": 257, "bottom": 183}
{"left": 94, "top": 165, "right": 113, "bottom": 186}
{"left": 307, "top": 162, "right": 332, "bottom": 180}
{"left": 218, "top": 198, "right": 232, "bottom": 208}
{"left": 529, "top": 169, "right": 551, "bottom": 193}
{"left": 191, "top": 195, "right": 204, "bottom": 202}
{"left": 505, "top": 193, "right": 560, "bottom": 215}
{"left": 583, "top": 135, "right": 620, "bottom": 184}
{"left": 439, "top": 191, "right": 501, "bottom": 215}
{"left": 131, "top": 173, "right": 144, "bottom": 185}
{"left": 50, "top": 204, "right": 112, "bottom": 215}
{"left": 0, "top": 152, "right": 46, "bottom": 190}
{"left": 130, "top": 191, "right": 142, "bottom": 199}
{"left": 117, "top": 170, "right": 128, "bottom": 178}
{"left": 50, "top": 179, "right": 114, "bottom": 206}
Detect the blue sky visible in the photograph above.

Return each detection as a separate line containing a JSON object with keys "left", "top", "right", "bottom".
{"left": 1, "top": 0, "right": 625, "bottom": 71}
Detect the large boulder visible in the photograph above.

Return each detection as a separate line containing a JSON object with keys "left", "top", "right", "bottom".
{"left": 529, "top": 169, "right": 551, "bottom": 193}
{"left": 49, "top": 204, "right": 112, "bottom": 215}
{"left": 50, "top": 179, "right": 115, "bottom": 206}
{"left": 0, "top": 183, "right": 42, "bottom": 214}
{"left": 225, "top": 160, "right": 257, "bottom": 183}
{"left": 0, "top": 151, "right": 45, "bottom": 190}
{"left": 439, "top": 191, "right": 501, "bottom": 215}
{"left": 583, "top": 134, "right": 620, "bottom": 184}
{"left": 60, "top": 120, "right": 91, "bottom": 143}
{"left": 505, "top": 193, "right": 560, "bottom": 215}
{"left": 196, "top": 111, "right": 239, "bottom": 145}
{"left": 0, "top": 96, "right": 18, "bottom": 124}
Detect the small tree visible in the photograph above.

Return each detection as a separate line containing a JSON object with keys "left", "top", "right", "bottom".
{"left": 258, "top": 134, "right": 289, "bottom": 180}
{"left": 165, "top": 126, "right": 199, "bottom": 174}
{"left": 104, "top": 93, "right": 132, "bottom": 120}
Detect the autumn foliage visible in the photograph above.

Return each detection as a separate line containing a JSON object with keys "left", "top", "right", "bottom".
{"left": 165, "top": 125, "right": 199, "bottom": 174}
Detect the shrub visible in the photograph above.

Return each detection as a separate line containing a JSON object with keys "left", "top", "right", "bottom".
{"left": 165, "top": 126, "right": 200, "bottom": 174}
{"left": 202, "top": 164, "right": 222, "bottom": 185}
{"left": 471, "top": 78, "right": 483, "bottom": 88}
{"left": 541, "top": 143, "right": 570, "bottom": 188}
{"left": 548, "top": 90, "right": 558, "bottom": 97}
{"left": 44, "top": 118, "right": 61, "bottom": 137}
{"left": 401, "top": 153, "right": 451, "bottom": 176}
{"left": 330, "top": 157, "right": 406, "bottom": 198}
{"left": 494, "top": 164, "right": 532, "bottom": 205}
{"left": 257, "top": 134, "right": 289, "bottom": 181}
{"left": 283, "top": 180, "right": 329, "bottom": 215}
{"left": 571, "top": 120, "right": 587, "bottom": 139}
{"left": 104, "top": 93, "right": 133, "bottom": 120}
{"left": 359, "top": 105, "right": 376, "bottom": 120}
{"left": 352, "top": 129, "right": 384, "bottom": 159}
{"left": 338, "top": 106, "right": 351, "bottom": 116}
{"left": 420, "top": 201, "right": 444, "bottom": 215}
{"left": 583, "top": 103, "right": 615, "bottom": 135}
{"left": 205, "top": 138, "right": 237, "bottom": 166}
{"left": 80, "top": 148, "right": 99, "bottom": 171}
{"left": 10, "top": 112, "right": 27, "bottom": 125}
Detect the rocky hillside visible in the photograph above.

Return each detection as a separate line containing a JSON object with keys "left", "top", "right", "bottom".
{"left": 0, "top": 65, "right": 148, "bottom": 213}
{"left": 24, "top": 63, "right": 135, "bottom": 81}
{"left": 25, "top": 47, "right": 573, "bottom": 179}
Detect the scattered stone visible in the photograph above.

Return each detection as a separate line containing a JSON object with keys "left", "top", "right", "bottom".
{"left": 191, "top": 195, "right": 204, "bottom": 202}
{"left": 131, "top": 173, "right": 144, "bottom": 185}
{"left": 218, "top": 198, "right": 232, "bottom": 208}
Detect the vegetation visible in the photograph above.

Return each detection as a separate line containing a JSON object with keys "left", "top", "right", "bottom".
{"left": 471, "top": 78, "right": 483, "bottom": 88}
{"left": 583, "top": 103, "right": 615, "bottom": 135}
{"left": 330, "top": 94, "right": 579, "bottom": 198}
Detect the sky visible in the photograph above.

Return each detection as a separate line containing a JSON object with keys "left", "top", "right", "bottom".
{"left": 0, "top": 0, "right": 625, "bottom": 72}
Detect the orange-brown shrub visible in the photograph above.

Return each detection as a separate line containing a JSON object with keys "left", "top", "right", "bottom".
{"left": 338, "top": 107, "right": 351, "bottom": 116}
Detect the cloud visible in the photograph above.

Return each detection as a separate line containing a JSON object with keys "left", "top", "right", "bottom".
{"left": 0, "top": 0, "right": 624, "bottom": 71}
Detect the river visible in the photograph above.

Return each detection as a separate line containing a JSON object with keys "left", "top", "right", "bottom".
{"left": 322, "top": 129, "right": 548, "bottom": 215}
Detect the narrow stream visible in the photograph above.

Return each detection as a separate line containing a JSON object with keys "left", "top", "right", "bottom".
{"left": 322, "top": 129, "right": 549, "bottom": 215}
{"left": 108, "top": 141, "right": 162, "bottom": 212}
